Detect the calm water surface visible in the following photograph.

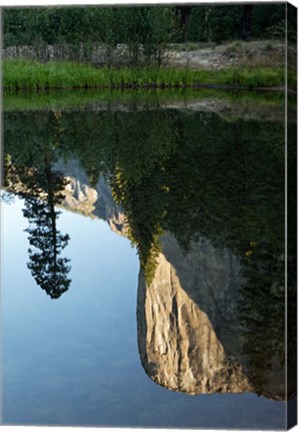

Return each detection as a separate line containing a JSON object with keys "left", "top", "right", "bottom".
{"left": 1, "top": 93, "right": 295, "bottom": 429}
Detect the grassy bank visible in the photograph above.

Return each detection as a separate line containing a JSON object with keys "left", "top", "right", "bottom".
{"left": 3, "top": 88, "right": 289, "bottom": 125}
{"left": 3, "top": 87, "right": 286, "bottom": 112}
{"left": 3, "top": 59, "right": 288, "bottom": 91}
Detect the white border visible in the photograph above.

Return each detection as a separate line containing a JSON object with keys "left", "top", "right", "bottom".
{"left": 0, "top": 0, "right": 297, "bottom": 5}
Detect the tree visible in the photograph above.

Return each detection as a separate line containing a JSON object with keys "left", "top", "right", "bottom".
{"left": 3, "top": 111, "right": 72, "bottom": 299}
{"left": 242, "top": 5, "right": 253, "bottom": 41}
{"left": 175, "top": 6, "right": 192, "bottom": 42}
{"left": 21, "top": 150, "right": 71, "bottom": 299}
{"left": 24, "top": 196, "right": 70, "bottom": 299}
{"left": 3, "top": 4, "right": 287, "bottom": 51}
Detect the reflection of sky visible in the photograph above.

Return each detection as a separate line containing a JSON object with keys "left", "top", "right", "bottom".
{"left": 2, "top": 197, "right": 286, "bottom": 429}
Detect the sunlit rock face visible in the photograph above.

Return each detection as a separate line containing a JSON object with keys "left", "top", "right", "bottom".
{"left": 63, "top": 176, "right": 98, "bottom": 216}
{"left": 137, "top": 234, "right": 286, "bottom": 399}
{"left": 55, "top": 159, "right": 126, "bottom": 235}
{"left": 21, "top": 158, "right": 288, "bottom": 400}
{"left": 137, "top": 234, "right": 251, "bottom": 395}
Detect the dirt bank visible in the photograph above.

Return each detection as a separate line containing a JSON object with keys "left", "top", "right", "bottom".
{"left": 166, "top": 40, "right": 285, "bottom": 70}
{"left": 3, "top": 40, "right": 286, "bottom": 70}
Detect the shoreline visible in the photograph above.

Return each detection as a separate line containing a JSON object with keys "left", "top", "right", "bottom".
{"left": 3, "top": 83, "right": 288, "bottom": 93}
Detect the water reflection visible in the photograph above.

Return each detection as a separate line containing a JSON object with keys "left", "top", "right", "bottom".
{"left": 137, "top": 235, "right": 250, "bottom": 395}
{"left": 3, "top": 100, "right": 295, "bottom": 401}
{"left": 3, "top": 112, "right": 71, "bottom": 298}
{"left": 137, "top": 234, "right": 289, "bottom": 400}
{"left": 22, "top": 170, "right": 71, "bottom": 299}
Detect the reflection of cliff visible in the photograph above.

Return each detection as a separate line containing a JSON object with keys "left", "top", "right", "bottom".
{"left": 54, "top": 159, "right": 126, "bottom": 236}
{"left": 4, "top": 158, "right": 292, "bottom": 400}
{"left": 137, "top": 238, "right": 251, "bottom": 395}
{"left": 137, "top": 234, "right": 287, "bottom": 400}
{"left": 30, "top": 164, "right": 290, "bottom": 401}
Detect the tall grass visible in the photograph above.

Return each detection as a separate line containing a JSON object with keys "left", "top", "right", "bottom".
{"left": 3, "top": 59, "right": 287, "bottom": 91}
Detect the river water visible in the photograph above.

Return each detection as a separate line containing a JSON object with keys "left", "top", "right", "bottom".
{"left": 1, "top": 91, "right": 296, "bottom": 429}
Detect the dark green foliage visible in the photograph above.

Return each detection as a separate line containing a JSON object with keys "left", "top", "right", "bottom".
{"left": 187, "top": 5, "right": 243, "bottom": 43}
{"left": 3, "top": 4, "right": 286, "bottom": 55}
{"left": 237, "top": 243, "right": 286, "bottom": 398}
{"left": 3, "top": 104, "right": 287, "bottom": 290}
{"left": 252, "top": 4, "right": 285, "bottom": 40}
{"left": 287, "top": 91, "right": 297, "bottom": 399}
{"left": 4, "top": 112, "right": 71, "bottom": 299}
{"left": 287, "top": 2, "right": 297, "bottom": 43}
{"left": 117, "top": 7, "right": 175, "bottom": 65}
{"left": 3, "top": 100, "right": 290, "bottom": 395}
{"left": 24, "top": 193, "right": 71, "bottom": 299}
{"left": 3, "top": 6, "right": 176, "bottom": 66}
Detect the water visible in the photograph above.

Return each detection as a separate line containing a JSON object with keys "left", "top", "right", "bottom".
{"left": 1, "top": 92, "right": 295, "bottom": 429}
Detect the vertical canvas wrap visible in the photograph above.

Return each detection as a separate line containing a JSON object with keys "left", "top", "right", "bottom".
{"left": 287, "top": 2, "right": 297, "bottom": 429}
{"left": 1, "top": 1, "right": 297, "bottom": 430}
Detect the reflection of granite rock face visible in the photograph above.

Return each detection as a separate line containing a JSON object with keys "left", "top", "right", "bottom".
{"left": 137, "top": 234, "right": 286, "bottom": 399}
{"left": 39, "top": 161, "right": 289, "bottom": 400}
{"left": 137, "top": 235, "right": 251, "bottom": 395}
{"left": 63, "top": 176, "right": 98, "bottom": 215}
{"left": 54, "top": 159, "right": 126, "bottom": 235}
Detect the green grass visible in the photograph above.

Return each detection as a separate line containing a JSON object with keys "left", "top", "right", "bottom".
{"left": 3, "top": 59, "right": 289, "bottom": 91}
{"left": 3, "top": 88, "right": 202, "bottom": 111}
{"left": 3, "top": 90, "right": 288, "bottom": 129}
{"left": 3, "top": 86, "right": 287, "bottom": 113}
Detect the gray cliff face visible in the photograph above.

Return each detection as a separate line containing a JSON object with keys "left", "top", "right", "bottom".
{"left": 54, "top": 159, "right": 126, "bottom": 235}
{"left": 50, "top": 161, "right": 287, "bottom": 400}
{"left": 137, "top": 235, "right": 287, "bottom": 400}
{"left": 137, "top": 235, "right": 251, "bottom": 395}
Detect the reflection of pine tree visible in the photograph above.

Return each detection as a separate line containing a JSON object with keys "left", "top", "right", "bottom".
{"left": 21, "top": 150, "right": 71, "bottom": 299}
{"left": 5, "top": 109, "right": 73, "bottom": 300}
{"left": 24, "top": 196, "right": 70, "bottom": 299}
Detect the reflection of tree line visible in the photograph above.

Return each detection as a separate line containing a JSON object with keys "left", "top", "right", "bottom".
{"left": 237, "top": 244, "right": 286, "bottom": 398}
{"left": 3, "top": 107, "right": 295, "bottom": 398}
{"left": 4, "top": 109, "right": 286, "bottom": 285}
{"left": 4, "top": 113, "right": 71, "bottom": 299}
{"left": 287, "top": 101, "right": 297, "bottom": 400}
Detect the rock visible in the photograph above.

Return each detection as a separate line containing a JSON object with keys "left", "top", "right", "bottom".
{"left": 7, "top": 157, "right": 290, "bottom": 401}
{"left": 137, "top": 234, "right": 251, "bottom": 394}
{"left": 54, "top": 158, "right": 127, "bottom": 235}
{"left": 137, "top": 234, "right": 287, "bottom": 400}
